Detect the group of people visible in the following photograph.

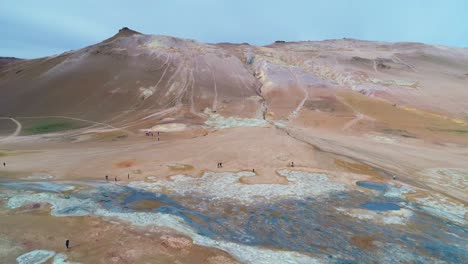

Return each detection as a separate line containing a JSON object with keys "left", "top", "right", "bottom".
{"left": 215, "top": 161, "right": 295, "bottom": 172}
{"left": 105, "top": 173, "right": 130, "bottom": 182}
{"left": 145, "top": 131, "right": 160, "bottom": 136}
{"left": 145, "top": 131, "right": 160, "bottom": 141}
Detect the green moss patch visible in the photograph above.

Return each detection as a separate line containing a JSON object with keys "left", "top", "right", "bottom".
{"left": 20, "top": 117, "right": 90, "bottom": 135}
{"left": 25, "top": 121, "right": 73, "bottom": 134}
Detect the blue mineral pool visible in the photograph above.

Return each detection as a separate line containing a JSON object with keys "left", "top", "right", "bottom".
{"left": 361, "top": 202, "right": 401, "bottom": 211}
{"left": 1, "top": 181, "right": 74, "bottom": 192}
{"left": 2, "top": 180, "right": 466, "bottom": 263}
{"left": 356, "top": 181, "right": 387, "bottom": 192}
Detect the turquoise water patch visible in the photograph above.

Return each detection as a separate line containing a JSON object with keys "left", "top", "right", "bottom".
{"left": 2, "top": 182, "right": 74, "bottom": 192}
{"left": 361, "top": 203, "right": 401, "bottom": 211}
{"left": 16, "top": 250, "right": 55, "bottom": 264}
{"left": 2, "top": 181, "right": 467, "bottom": 263}
{"left": 356, "top": 181, "right": 387, "bottom": 192}
{"left": 16, "top": 250, "right": 78, "bottom": 264}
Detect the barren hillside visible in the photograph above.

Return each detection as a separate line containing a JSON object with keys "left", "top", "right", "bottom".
{"left": 1, "top": 28, "right": 466, "bottom": 140}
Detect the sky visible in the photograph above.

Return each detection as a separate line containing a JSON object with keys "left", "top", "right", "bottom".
{"left": 1, "top": 0, "right": 467, "bottom": 58}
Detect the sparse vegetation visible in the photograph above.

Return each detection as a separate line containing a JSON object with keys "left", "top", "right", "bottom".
{"left": 19, "top": 117, "right": 89, "bottom": 135}
{"left": 427, "top": 128, "right": 468, "bottom": 134}
{"left": 382, "top": 129, "right": 416, "bottom": 138}
{"left": 25, "top": 120, "right": 74, "bottom": 135}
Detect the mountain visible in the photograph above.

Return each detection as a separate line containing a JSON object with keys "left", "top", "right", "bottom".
{"left": 1, "top": 28, "right": 467, "bottom": 264}
{"left": 1, "top": 27, "right": 467, "bottom": 141}
{"left": 0, "top": 57, "right": 22, "bottom": 68}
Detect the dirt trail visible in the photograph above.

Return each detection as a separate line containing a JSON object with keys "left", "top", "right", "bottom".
{"left": 288, "top": 68, "right": 308, "bottom": 120}
{"left": 342, "top": 113, "right": 365, "bottom": 131}
{"left": 210, "top": 67, "right": 218, "bottom": 111}
{"left": 17, "top": 115, "right": 116, "bottom": 129}
{"left": 0, "top": 117, "right": 22, "bottom": 141}
{"left": 277, "top": 125, "right": 468, "bottom": 204}
{"left": 337, "top": 95, "right": 374, "bottom": 131}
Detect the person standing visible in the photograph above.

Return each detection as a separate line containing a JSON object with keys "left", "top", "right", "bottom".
{"left": 105, "top": 175, "right": 108, "bottom": 181}
{"left": 65, "top": 239, "right": 70, "bottom": 249}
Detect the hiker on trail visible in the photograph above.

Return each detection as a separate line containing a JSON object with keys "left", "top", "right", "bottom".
{"left": 157, "top": 132, "right": 160, "bottom": 136}
{"left": 157, "top": 137, "right": 160, "bottom": 141}
{"left": 65, "top": 240, "right": 70, "bottom": 249}
{"left": 252, "top": 169, "right": 255, "bottom": 173}
{"left": 219, "top": 162, "right": 223, "bottom": 168}
{"left": 105, "top": 175, "right": 108, "bottom": 181}
{"left": 128, "top": 173, "right": 130, "bottom": 179}
{"left": 114, "top": 176, "right": 117, "bottom": 182}
{"left": 291, "top": 162, "right": 294, "bottom": 167}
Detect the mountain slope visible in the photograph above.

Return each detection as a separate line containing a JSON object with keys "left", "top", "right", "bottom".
{"left": 1, "top": 28, "right": 467, "bottom": 141}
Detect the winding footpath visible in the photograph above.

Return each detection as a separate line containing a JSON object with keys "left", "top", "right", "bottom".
{"left": 0, "top": 117, "right": 22, "bottom": 141}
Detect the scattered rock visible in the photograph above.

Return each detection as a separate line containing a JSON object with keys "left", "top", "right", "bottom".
{"left": 160, "top": 235, "right": 192, "bottom": 249}
{"left": 376, "top": 62, "right": 391, "bottom": 70}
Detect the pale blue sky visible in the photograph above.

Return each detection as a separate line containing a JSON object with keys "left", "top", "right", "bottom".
{"left": 1, "top": 0, "right": 467, "bottom": 58}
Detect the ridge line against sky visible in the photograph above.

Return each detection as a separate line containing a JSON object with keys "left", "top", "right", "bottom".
{"left": 1, "top": 0, "right": 467, "bottom": 59}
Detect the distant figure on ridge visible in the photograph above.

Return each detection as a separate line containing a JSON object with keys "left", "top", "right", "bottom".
{"left": 65, "top": 239, "right": 70, "bottom": 249}
{"left": 114, "top": 176, "right": 117, "bottom": 182}
{"left": 105, "top": 175, "right": 108, "bottom": 181}
{"left": 291, "top": 162, "right": 294, "bottom": 167}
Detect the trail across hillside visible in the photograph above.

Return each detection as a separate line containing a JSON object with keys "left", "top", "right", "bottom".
{"left": 0, "top": 117, "right": 22, "bottom": 141}
{"left": 16, "top": 116, "right": 117, "bottom": 129}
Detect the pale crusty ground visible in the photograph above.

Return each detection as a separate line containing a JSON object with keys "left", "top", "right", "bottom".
{"left": 1, "top": 116, "right": 467, "bottom": 263}
{"left": 0, "top": 206, "right": 239, "bottom": 264}
{"left": 1, "top": 121, "right": 467, "bottom": 200}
